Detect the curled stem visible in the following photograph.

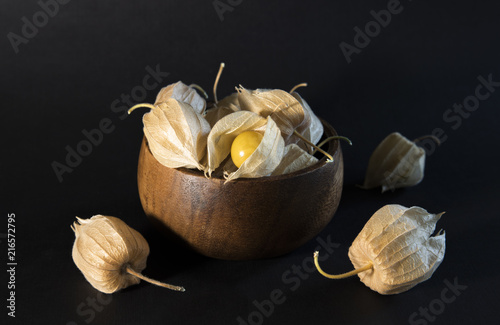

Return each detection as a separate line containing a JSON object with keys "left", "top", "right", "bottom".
{"left": 128, "top": 103, "right": 156, "bottom": 115}
{"left": 293, "top": 130, "right": 333, "bottom": 162}
{"left": 413, "top": 135, "right": 441, "bottom": 146}
{"left": 314, "top": 251, "right": 373, "bottom": 279}
{"left": 312, "top": 136, "right": 352, "bottom": 156}
{"left": 289, "top": 83, "right": 308, "bottom": 94}
{"left": 125, "top": 266, "right": 185, "bottom": 292}
{"left": 213, "top": 62, "right": 225, "bottom": 103}
{"left": 189, "top": 83, "right": 209, "bottom": 99}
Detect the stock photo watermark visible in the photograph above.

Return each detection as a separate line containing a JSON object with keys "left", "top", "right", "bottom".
{"left": 408, "top": 277, "right": 467, "bottom": 325}
{"left": 5, "top": 213, "right": 16, "bottom": 318}
{"left": 340, "top": 0, "right": 408, "bottom": 64}
{"left": 7, "top": 0, "right": 73, "bottom": 54}
{"left": 236, "top": 235, "right": 340, "bottom": 325}
{"left": 441, "top": 74, "right": 499, "bottom": 133}
{"left": 66, "top": 291, "right": 113, "bottom": 325}
{"left": 213, "top": 0, "right": 243, "bottom": 21}
{"left": 383, "top": 72, "right": 499, "bottom": 191}
{"left": 50, "top": 64, "right": 169, "bottom": 183}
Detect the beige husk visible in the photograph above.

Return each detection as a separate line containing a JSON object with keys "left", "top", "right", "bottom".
{"left": 142, "top": 98, "right": 211, "bottom": 171}
{"left": 349, "top": 205, "right": 446, "bottom": 294}
{"left": 223, "top": 116, "right": 285, "bottom": 182}
{"left": 131, "top": 72, "right": 335, "bottom": 177}
{"left": 271, "top": 143, "right": 318, "bottom": 176}
{"left": 204, "top": 92, "right": 240, "bottom": 127}
{"left": 205, "top": 110, "right": 268, "bottom": 177}
{"left": 362, "top": 132, "right": 425, "bottom": 192}
{"left": 216, "top": 92, "right": 240, "bottom": 110}
{"left": 71, "top": 215, "right": 185, "bottom": 294}
{"left": 291, "top": 92, "right": 324, "bottom": 147}
{"left": 237, "top": 87, "right": 308, "bottom": 144}
{"left": 155, "top": 81, "right": 207, "bottom": 114}
{"left": 314, "top": 205, "right": 445, "bottom": 295}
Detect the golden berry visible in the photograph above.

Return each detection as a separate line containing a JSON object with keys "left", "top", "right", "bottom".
{"left": 231, "top": 131, "right": 263, "bottom": 168}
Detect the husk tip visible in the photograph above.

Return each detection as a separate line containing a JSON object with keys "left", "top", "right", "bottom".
{"left": 436, "top": 228, "right": 446, "bottom": 236}
{"left": 71, "top": 220, "right": 81, "bottom": 235}
{"left": 75, "top": 216, "right": 86, "bottom": 224}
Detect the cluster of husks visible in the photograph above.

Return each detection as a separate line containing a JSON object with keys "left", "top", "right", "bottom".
{"left": 71, "top": 66, "right": 447, "bottom": 299}
{"left": 129, "top": 81, "right": 325, "bottom": 181}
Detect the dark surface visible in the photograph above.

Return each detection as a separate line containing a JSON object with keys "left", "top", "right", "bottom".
{"left": 1, "top": 0, "right": 499, "bottom": 324}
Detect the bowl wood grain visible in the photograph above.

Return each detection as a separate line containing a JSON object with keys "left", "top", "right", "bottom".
{"left": 137, "top": 120, "right": 343, "bottom": 260}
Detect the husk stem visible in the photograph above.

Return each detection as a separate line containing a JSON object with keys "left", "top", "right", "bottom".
{"left": 213, "top": 62, "right": 225, "bottom": 103}
{"left": 189, "top": 83, "right": 209, "bottom": 99}
{"left": 125, "top": 265, "right": 185, "bottom": 292}
{"left": 311, "top": 136, "right": 352, "bottom": 156}
{"left": 128, "top": 103, "right": 156, "bottom": 115}
{"left": 293, "top": 130, "right": 333, "bottom": 162}
{"left": 313, "top": 251, "right": 373, "bottom": 279}
{"left": 289, "top": 83, "right": 308, "bottom": 93}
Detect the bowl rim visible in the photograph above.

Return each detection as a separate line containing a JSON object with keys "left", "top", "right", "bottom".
{"left": 143, "top": 118, "right": 341, "bottom": 183}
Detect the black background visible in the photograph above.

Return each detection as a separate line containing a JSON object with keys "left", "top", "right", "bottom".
{"left": 1, "top": 0, "right": 499, "bottom": 324}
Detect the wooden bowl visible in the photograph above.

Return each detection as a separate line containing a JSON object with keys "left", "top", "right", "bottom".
{"left": 137, "top": 120, "right": 343, "bottom": 260}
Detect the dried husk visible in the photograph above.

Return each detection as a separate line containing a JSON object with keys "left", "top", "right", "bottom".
{"left": 155, "top": 81, "right": 207, "bottom": 114}
{"left": 204, "top": 93, "right": 240, "bottom": 127}
{"left": 217, "top": 92, "right": 240, "bottom": 110}
{"left": 71, "top": 215, "right": 185, "bottom": 294}
{"left": 237, "top": 87, "right": 308, "bottom": 144}
{"left": 362, "top": 132, "right": 425, "bottom": 192}
{"left": 348, "top": 205, "right": 445, "bottom": 295}
{"left": 271, "top": 143, "right": 318, "bottom": 176}
{"left": 291, "top": 92, "right": 323, "bottom": 147}
{"left": 143, "top": 98, "right": 211, "bottom": 171}
{"left": 205, "top": 110, "right": 267, "bottom": 176}
{"left": 224, "top": 116, "right": 285, "bottom": 182}
{"left": 71, "top": 215, "right": 149, "bottom": 294}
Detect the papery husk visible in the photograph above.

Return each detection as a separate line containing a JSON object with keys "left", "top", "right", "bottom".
{"left": 362, "top": 132, "right": 425, "bottom": 192}
{"left": 143, "top": 98, "right": 211, "bottom": 171}
{"left": 348, "top": 205, "right": 445, "bottom": 295}
{"left": 71, "top": 215, "right": 149, "bottom": 294}
{"left": 237, "top": 87, "right": 308, "bottom": 144}
{"left": 224, "top": 116, "right": 285, "bottom": 182}
{"left": 155, "top": 81, "right": 207, "bottom": 114}
{"left": 204, "top": 93, "right": 240, "bottom": 127}
{"left": 271, "top": 143, "right": 318, "bottom": 176}
{"left": 291, "top": 92, "right": 323, "bottom": 147}
{"left": 205, "top": 110, "right": 267, "bottom": 176}
{"left": 217, "top": 92, "right": 240, "bottom": 110}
